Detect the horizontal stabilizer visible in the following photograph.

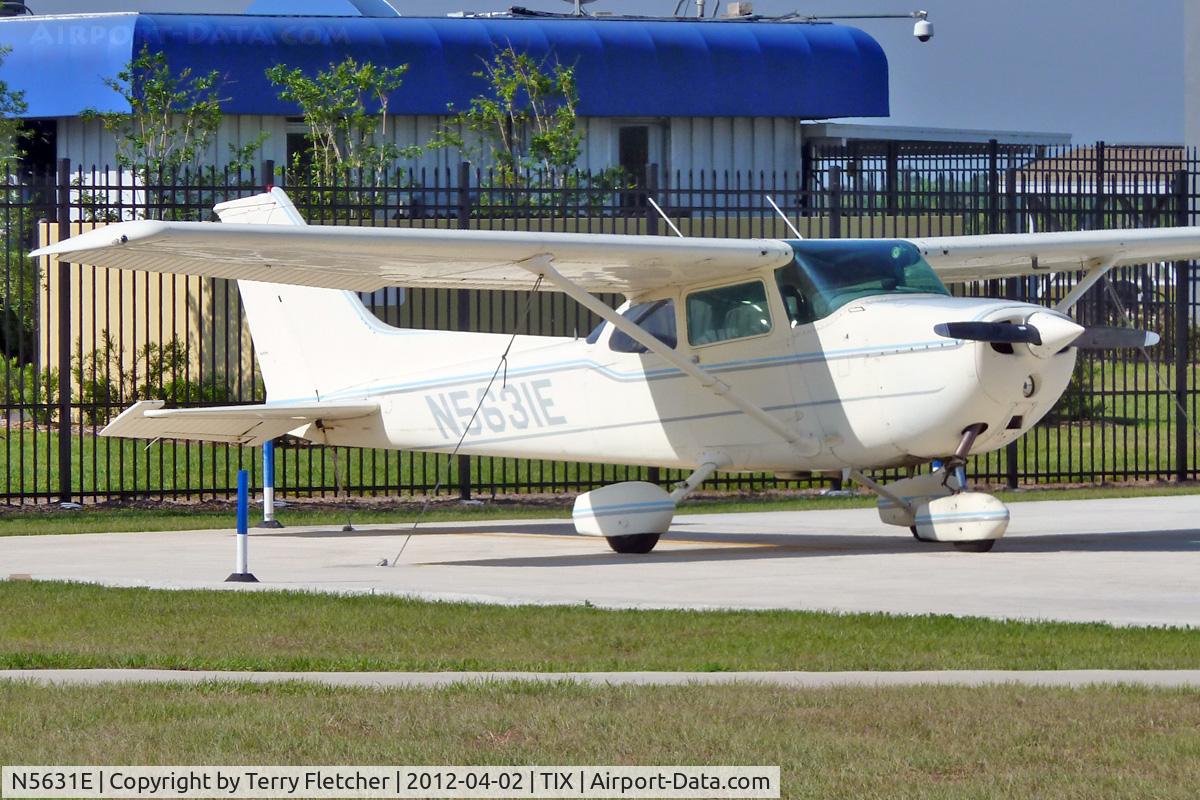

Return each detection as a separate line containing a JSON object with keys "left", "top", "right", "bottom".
{"left": 100, "top": 400, "right": 380, "bottom": 446}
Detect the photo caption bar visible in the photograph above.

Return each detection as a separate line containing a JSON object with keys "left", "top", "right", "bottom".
{"left": 2, "top": 766, "right": 779, "bottom": 799}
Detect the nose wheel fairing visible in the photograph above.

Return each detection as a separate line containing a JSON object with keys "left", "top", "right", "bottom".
{"left": 910, "top": 492, "right": 1010, "bottom": 543}
{"left": 863, "top": 424, "right": 1010, "bottom": 550}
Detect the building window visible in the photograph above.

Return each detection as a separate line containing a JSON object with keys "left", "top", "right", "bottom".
{"left": 619, "top": 126, "right": 650, "bottom": 181}
{"left": 18, "top": 119, "right": 56, "bottom": 178}
{"left": 286, "top": 132, "right": 313, "bottom": 176}
{"left": 618, "top": 125, "right": 650, "bottom": 210}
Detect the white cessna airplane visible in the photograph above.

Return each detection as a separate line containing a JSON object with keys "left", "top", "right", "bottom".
{"left": 33, "top": 189, "right": 1200, "bottom": 553}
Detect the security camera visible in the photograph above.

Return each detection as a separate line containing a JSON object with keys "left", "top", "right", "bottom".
{"left": 913, "top": 11, "right": 933, "bottom": 42}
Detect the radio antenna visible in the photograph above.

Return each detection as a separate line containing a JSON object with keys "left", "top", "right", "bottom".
{"left": 765, "top": 195, "right": 803, "bottom": 239}
{"left": 647, "top": 196, "right": 684, "bottom": 238}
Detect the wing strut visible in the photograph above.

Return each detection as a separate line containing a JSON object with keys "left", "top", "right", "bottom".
{"left": 521, "top": 255, "right": 820, "bottom": 457}
{"left": 1054, "top": 256, "right": 1118, "bottom": 313}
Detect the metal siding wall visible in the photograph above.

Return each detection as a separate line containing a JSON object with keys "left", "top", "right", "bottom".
{"left": 690, "top": 118, "right": 714, "bottom": 174}
{"left": 731, "top": 118, "right": 753, "bottom": 175}
{"left": 55, "top": 113, "right": 807, "bottom": 177}
{"left": 659, "top": 117, "right": 801, "bottom": 176}
{"left": 582, "top": 118, "right": 613, "bottom": 173}
{"left": 58, "top": 118, "right": 118, "bottom": 170}
{"left": 774, "top": 117, "right": 799, "bottom": 174}
{"left": 751, "top": 117, "right": 775, "bottom": 174}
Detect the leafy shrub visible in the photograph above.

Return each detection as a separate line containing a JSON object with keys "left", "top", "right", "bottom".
{"left": 1, "top": 354, "right": 58, "bottom": 424}
{"left": 72, "top": 332, "right": 229, "bottom": 425}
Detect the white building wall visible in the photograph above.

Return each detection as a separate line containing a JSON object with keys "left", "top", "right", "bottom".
{"left": 56, "top": 113, "right": 807, "bottom": 180}
{"left": 668, "top": 116, "right": 802, "bottom": 177}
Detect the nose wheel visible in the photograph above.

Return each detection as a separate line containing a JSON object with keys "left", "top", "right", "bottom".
{"left": 951, "top": 539, "right": 996, "bottom": 553}
{"left": 605, "top": 533, "right": 661, "bottom": 554}
{"left": 912, "top": 524, "right": 997, "bottom": 551}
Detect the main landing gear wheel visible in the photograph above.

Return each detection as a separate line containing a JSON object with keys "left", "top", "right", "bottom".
{"left": 912, "top": 525, "right": 993, "bottom": 551}
{"left": 605, "top": 533, "right": 661, "bottom": 554}
{"left": 952, "top": 539, "right": 996, "bottom": 553}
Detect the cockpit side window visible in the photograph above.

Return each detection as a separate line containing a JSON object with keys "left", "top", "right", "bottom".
{"left": 685, "top": 280, "right": 772, "bottom": 346}
{"left": 608, "top": 299, "right": 677, "bottom": 353}
{"left": 774, "top": 265, "right": 818, "bottom": 327}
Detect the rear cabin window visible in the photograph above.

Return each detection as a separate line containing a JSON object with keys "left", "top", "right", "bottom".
{"left": 608, "top": 299, "right": 677, "bottom": 353}
{"left": 686, "top": 281, "right": 772, "bottom": 346}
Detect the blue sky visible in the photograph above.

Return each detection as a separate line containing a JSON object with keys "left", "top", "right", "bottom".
{"left": 31, "top": 0, "right": 1186, "bottom": 143}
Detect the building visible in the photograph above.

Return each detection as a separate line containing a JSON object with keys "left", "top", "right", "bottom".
{"left": 0, "top": 10, "right": 891, "bottom": 177}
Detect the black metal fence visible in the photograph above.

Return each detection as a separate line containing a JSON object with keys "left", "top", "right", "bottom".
{"left": 2, "top": 140, "right": 1197, "bottom": 504}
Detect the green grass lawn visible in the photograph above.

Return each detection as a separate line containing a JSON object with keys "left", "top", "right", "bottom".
{"left": 2, "top": 681, "right": 1198, "bottom": 799}
{"left": 1, "top": 581, "right": 1197, "bottom": 672}
{"left": 0, "top": 482, "right": 1198, "bottom": 536}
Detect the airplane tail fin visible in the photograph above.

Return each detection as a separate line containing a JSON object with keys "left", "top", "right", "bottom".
{"left": 214, "top": 189, "right": 379, "bottom": 402}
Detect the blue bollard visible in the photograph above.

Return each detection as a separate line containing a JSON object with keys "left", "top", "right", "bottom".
{"left": 258, "top": 440, "right": 284, "bottom": 528}
{"left": 226, "top": 469, "right": 258, "bottom": 583}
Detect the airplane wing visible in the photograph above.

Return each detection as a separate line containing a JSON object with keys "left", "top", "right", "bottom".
{"left": 910, "top": 227, "right": 1200, "bottom": 283}
{"left": 100, "top": 400, "right": 381, "bottom": 446}
{"left": 32, "top": 198, "right": 1200, "bottom": 292}
{"left": 31, "top": 219, "right": 793, "bottom": 295}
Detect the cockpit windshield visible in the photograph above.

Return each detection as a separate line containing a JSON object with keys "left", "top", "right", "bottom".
{"left": 775, "top": 239, "right": 949, "bottom": 326}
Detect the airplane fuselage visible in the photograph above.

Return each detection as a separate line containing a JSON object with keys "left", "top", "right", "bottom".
{"left": 298, "top": 290, "right": 1076, "bottom": 474}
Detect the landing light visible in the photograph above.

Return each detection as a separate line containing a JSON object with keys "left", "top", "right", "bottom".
{"left": 1022, "top": 375, "right": 1037, "bottom": 398}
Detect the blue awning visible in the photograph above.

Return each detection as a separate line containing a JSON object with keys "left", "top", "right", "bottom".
{"left": 0, "top": 13, "right": 888, "bottom": 119}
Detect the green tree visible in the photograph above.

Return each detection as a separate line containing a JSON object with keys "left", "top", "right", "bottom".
{"left": 83, "top": 45, "right": 265, "bottom": 180}
{"left": 0, "top": 45, "right": 31, "bottom": 360}
{"left": 0, "top": 45, "right": 26, "bottom": 165}
{"left": 430, "top": 46, "right": 583, "bottom": 185}
{"left": 266, "top": 57, "right": 418, "bottom": 186}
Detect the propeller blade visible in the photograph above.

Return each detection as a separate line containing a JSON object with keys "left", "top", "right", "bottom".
{"left": 1072, "top": 326, "right": 1161, "bottom": 350}
{"left": 934, "top": 321, "right": 1042, "bottom": 345}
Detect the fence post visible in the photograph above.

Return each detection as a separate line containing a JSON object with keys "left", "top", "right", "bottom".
{"left": 1003, "top": 167, "right": 1022, "bottom": 489}
{"left": 885, "top": 141, "right": 899, "bottom": 217}
{"left": 987, "top": 139, "right": 1000, "bottom": 233}
{"left": 1003, "top": 167, "right": 1021, "bottom": 489}
{"left": 55, "top": 158, "right": 72, "bottom": 504}
{"left": 799, "top": 141, "right": 814, "bottom": 216}
{"left": 641, "top": 165, "right": 660, "bottom": 502}
{"left": 828, "top": 166, "right": 842, "bottom": 239}
{"left": 1174, "top": 169, "right": 1191, "bottom": 482}
{"left": 262, "top": 159, "right": 275, "bottom": 189}
{"left": 1094, "top": 141, "right": 1106, "bottom": 228}
{"left": 827, "top": 164, "right": 844, "bottom": 495}
{"left": 645, "top": 165, "right": 659, "bottom": 236}
{"left": 456, "top": 161, "right": 473, "bottom": 501}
